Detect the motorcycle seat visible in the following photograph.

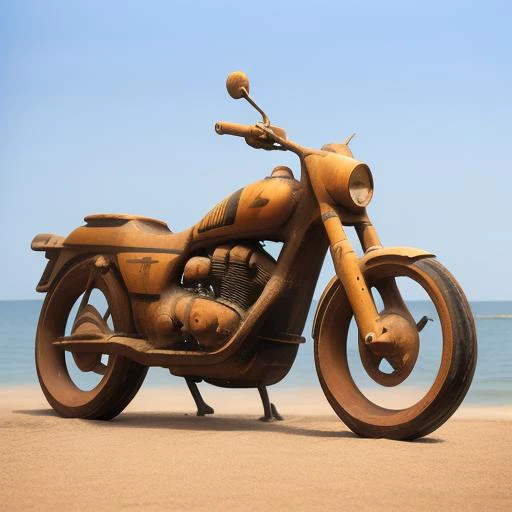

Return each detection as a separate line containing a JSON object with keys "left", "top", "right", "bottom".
{"left": 84, "top": 213, "right": 171, "bottom": 231}
{"left": 63, "top": 213, "right": 194, "bottom": 256}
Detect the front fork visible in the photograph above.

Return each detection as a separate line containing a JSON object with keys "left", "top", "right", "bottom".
{"left": 321, "top": 209, "right": 383, "bottom": 342}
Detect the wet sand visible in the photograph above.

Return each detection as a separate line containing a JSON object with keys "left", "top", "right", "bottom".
{"left": 1, "top": 386, "right": 511, "bottom": 511}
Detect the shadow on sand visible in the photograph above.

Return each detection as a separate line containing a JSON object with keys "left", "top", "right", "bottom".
{"left": 14, "top": 408, "right": 444, "bottom": 443}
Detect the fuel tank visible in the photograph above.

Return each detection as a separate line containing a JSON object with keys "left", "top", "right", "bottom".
{"left": 192, "top": 169, "right": 301, "bottom": 243}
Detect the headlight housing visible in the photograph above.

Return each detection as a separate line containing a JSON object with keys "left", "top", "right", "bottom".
{"left": 349, "top": 164, "right": 374, "bottom": 208}
{"left": 305, "top": 152, "right": 375, "bottom": 212}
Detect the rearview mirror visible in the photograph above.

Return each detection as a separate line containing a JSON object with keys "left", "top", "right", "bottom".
{"left": 226, "top": 71, "right": 250, "bottom": 99}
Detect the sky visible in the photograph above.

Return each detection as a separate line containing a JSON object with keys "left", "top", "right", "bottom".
{"left": 1, "top": 0, "right": 511, "bottom": 301}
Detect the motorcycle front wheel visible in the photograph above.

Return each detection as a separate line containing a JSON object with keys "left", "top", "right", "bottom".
{"left": 36, "top": 257, "right": 147, "bottom": 420}
{"left": 314, "top": 257, "right": 477, "bottom": 440}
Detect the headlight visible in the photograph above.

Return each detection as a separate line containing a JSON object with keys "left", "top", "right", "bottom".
{"left": 306, "top": 152, "right": 375, "bottom": 212}
{"left": 349, "top": 164, "right": 373, "bottom": 208}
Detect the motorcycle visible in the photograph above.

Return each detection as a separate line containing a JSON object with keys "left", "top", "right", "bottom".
{"left": 32, "top": 71, "right": 477, "bottom": 440}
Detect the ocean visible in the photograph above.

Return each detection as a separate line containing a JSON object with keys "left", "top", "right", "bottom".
{"left": 1, "top": 300, "right": 510, "bottom": 406}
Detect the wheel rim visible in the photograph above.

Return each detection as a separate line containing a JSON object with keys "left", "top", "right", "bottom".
{"left": 36, "top": 259, "right": 130, "bottom": 410}
{"left": 317, "top": 262, "right": 454, "bottom": 428}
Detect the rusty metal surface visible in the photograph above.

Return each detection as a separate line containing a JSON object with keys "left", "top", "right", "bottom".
{"left": 31, "top": 71, "right": 477, "bottom": 439}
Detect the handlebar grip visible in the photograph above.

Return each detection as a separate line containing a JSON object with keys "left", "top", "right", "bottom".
{"left": 215, "top": 122, "right": 258, "bottom": 137}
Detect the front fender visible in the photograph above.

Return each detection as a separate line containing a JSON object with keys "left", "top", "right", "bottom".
{"left": 359, "top": 246, "right": 434, "bottom": 270}
{"left": 312, "top": 246, "right": 434, "bottom": 339}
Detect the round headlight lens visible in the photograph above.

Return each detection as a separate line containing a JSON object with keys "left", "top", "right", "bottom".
{"left": 349, "top": 165, "right": 373, "bottom": 208}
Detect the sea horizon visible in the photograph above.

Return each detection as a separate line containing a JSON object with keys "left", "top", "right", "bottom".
{"left": 1, "top": 299, "right": 511, "bottom": 407}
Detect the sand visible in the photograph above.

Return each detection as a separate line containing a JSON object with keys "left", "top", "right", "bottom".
{"left": 1, "top": 386, "right": 511, "bottom": 511}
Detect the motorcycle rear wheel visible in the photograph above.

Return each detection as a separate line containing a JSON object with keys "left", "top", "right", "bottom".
{"left": 36, "top": 257, "right": 147, "bottom": 420}
{"left": 314, "top": 257, "right": 477, "bottom": 440}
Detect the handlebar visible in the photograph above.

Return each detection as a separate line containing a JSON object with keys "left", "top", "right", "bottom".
{"left": 214, "top": 121, "right": 262, "bottom": 138}
{"left": 215, "top": 120, "right": 298, "bottom": 154}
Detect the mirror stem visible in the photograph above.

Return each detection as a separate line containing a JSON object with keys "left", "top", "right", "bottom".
{"left": 242, "top": 87, "right": 270, "bottom": 126}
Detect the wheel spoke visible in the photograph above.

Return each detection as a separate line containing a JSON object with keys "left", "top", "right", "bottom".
{"left": 91, "top": 361, "right": 108, "bottom": 375}
{"left": 385, "top": 354, "right": 403, "bottom": 372}
{"left": 71, "top": 269, "right": 96, "bottom": 331}
{"left": 375, "top": 278, "right": 415, "bottom": 323}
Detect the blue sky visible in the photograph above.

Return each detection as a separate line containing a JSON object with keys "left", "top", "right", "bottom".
{"left": 1, "top": 0, "right": 511, "bottom": 300}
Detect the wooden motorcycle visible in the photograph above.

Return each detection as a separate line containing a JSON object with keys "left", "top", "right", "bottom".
{"left": 32, "top": 71, "right": 477, "bottom": 439}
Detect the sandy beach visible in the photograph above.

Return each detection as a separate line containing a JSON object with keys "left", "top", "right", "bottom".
{"left": 1, "top": 386, "right": 510, "bottom": 511}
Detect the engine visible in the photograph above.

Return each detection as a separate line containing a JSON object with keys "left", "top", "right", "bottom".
{"left": 205, "top": 244, "right": 275, "bottom": 311}
{"left": 152, "top": 243, "right": 275, "bottom": 351}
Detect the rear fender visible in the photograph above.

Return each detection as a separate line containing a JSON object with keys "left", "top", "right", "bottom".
{"left": 32, "top": 233, "right": 118, "bottom": 293}
{"left": 32, "top": 233, "right": 67, "bottom": 292}
{"left": 312, "top": 246, "right": 434, "bottom": 339}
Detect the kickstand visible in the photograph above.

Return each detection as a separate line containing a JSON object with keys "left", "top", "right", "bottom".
{"left": 185, "top": 377, "right": 214, "bottom": 416}
{"left": 258, "top": 385, "right": 283, "bottom": 422}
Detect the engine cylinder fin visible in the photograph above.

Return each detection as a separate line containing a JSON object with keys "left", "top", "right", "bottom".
{"left": 210, "top": 245, "right": 275, "bottom": 311}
